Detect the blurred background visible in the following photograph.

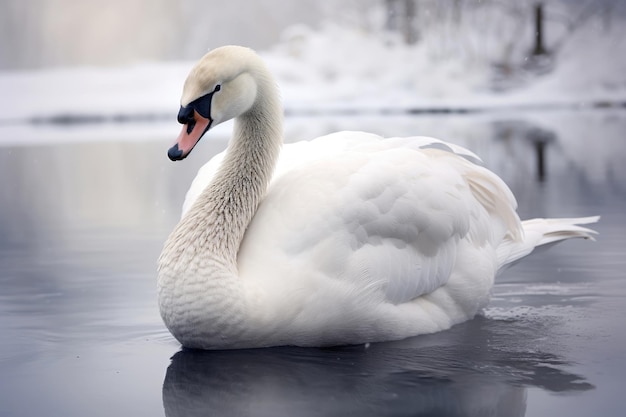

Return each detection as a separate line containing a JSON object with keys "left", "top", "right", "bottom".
{"left": 0, "top": 0, "right": 327, "bottom": 69}
{"left": 1, "top": 0, "right": 624, "bottom": 126}
{"left": 1, "top": 0, "right": 624, "bottom": 70}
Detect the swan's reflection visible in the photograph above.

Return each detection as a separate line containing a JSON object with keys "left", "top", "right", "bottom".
{"left": 162, "top": 316, "right": 592, "bottom": 417}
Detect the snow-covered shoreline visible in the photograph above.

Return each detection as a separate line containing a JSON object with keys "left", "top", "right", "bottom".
{"left": 1, "top": 55, "right": 623, "bottom": 125}
{"left": 1, "top": 17, "right": 624, "bottom": 136}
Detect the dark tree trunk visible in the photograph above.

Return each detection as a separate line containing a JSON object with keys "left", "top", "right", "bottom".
{"left": 533, "top": 3, "right": 547, "bottom": 56}
{"left": 403, "top": 0, "right": 418, "bottom": 44}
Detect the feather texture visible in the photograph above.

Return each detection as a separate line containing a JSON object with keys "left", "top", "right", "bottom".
{"left": 157, "top": 46, "right": 599, "bottom": 349}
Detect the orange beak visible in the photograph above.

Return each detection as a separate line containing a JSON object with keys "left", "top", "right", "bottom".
{"left": 168, "top": 110, "right": 211, "bottom": 161}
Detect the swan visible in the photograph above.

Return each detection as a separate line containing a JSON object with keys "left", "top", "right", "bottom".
{"left": 157, "top": 45, "right": 598, "bottom": 350}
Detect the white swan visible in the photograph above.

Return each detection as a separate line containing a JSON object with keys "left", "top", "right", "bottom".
{"left": 157, "top": 46, "right": 598, "bottom": 350}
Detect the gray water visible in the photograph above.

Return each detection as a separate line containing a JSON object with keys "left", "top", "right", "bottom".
{"left": 0, "top": 111, "right": 625, "bottom": 416}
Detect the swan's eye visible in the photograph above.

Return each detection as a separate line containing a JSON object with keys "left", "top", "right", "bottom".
{"left": 214, "top": 84, "right": 221, "bottom": 92}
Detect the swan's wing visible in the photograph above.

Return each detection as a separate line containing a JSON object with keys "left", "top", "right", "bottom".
{"left": 238, "top": 132, "right": 518, "bottom": 305}
{"left": 182, "top": 133, "right": 484, "bottom": 217}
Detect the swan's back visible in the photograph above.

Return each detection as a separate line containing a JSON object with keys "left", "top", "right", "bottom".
{"left": 180, "top": 132, "right": 522, "bottom": 345}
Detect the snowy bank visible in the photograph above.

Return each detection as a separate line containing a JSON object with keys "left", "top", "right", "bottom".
{"left": 1, "top": 16, "right": 624, "bottom": 127}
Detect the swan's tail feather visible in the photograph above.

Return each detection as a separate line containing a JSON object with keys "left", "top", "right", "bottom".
{"left": 496, "top": 216, "right": 599, "bottom": 274}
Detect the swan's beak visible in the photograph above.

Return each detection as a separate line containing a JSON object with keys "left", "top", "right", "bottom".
{"left": 168, "top": 110, "right": 212, "bottom": 161}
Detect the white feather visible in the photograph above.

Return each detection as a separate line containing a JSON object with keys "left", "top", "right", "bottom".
{"left": 158, "top": 46, "right": 599, "bottom": 349}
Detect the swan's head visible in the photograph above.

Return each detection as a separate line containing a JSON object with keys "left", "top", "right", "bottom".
{"left": 168, "top": 46, "right": 259, "bottom": 161}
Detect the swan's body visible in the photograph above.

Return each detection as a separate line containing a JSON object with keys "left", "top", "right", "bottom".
{"left": 157, "top": 46, "right": 598, "bottom": 349}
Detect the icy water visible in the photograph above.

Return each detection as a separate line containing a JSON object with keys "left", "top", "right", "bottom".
{"left": 1, "top": 110, "right": 625, "bottom": 417}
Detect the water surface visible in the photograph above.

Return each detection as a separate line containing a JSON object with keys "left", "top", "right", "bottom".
{"left": 1, "top": 110, "right": 625, "bottom": 416}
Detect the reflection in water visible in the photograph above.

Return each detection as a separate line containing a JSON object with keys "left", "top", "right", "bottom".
{"left": 162, "top": 317, "right": 592, "bottom": 417}
{"left": 492, "top": 121, "right": 556, "bottom": 182}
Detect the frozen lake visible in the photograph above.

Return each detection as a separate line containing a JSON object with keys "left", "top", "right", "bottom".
{"left": 0, "top": 110, "right": 625, "bottom": 416}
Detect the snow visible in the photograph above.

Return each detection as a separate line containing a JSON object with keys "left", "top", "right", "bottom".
{"left": 266, "top": 16, "right": 626, "bottom": 111}
{"left": 0, "top": 12, "right": 624, "bottom": 145}
{"left": 0, "top": 63, "right": 189, "bottom": 122}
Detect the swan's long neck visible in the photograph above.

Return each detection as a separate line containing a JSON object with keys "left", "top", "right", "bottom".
{"left": 158, "top": 62, "right": 282, "bottom": 348}
{"left": 184, "top": 81, "right": 282, "bottom": 264}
